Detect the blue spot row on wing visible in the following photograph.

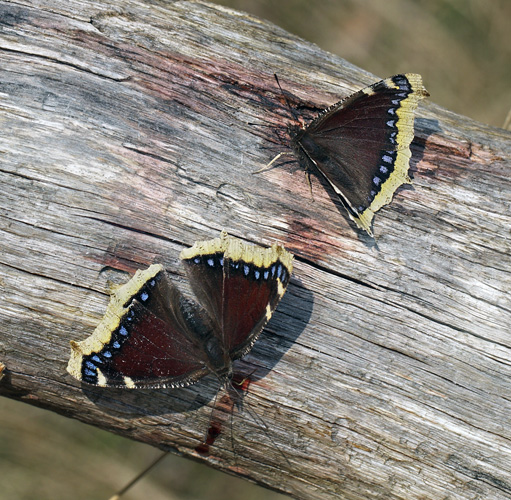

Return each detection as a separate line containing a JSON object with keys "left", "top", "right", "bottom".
{"left": 357, "top": 78, "right": 412, "bottom": 214}
{"left": 392, "top": 74, "right": 412, "bottom": 93}
{"left": 363, "top": 77, "right": 412, "bottom": 212}
{"left": 81, "top": 271, "right": 167, "bottom": 383}
{"left": 81, "top": 303, "right": 138, "bottom": 383}
{"left": 365, "top": 146, "right": 398, "bottom": 209}
{"left": 190, "top": 252, "right": 224, "bottom": 269}
{"left": 135, "top": 273, "right": 161, "bottom": 305}
{"left": 186, "top": 252, "right": 291, "bottom": 286}
{"left": 231, "top": 259, "right": 290, "bottom": 286}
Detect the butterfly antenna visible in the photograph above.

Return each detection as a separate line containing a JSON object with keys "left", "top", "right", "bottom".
{"left": 227, "top": 372, "right": 292, "bottom": 470}
{"left": 108, "top": 451, "right": 168, "bottom": 500}
{"left": 274, "top": 73, "right": 300, "bottom": 123}
{"left": 241, "top": 393, "right": 292, "bottom": 469}
{"left": 254, "top": 74, "right": 302, "bottom": 175}
{"left": 226, "top": 373, "right": 250, "bottom": 455}
{"left": 202, "top": 384, "right": 222, "bottom": 445}
{"left": 229, "top": 385, "right": 238, "bottom": 456}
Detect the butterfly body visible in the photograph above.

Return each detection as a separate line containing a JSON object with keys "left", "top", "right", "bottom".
{"left": 287, "top": 73, "right": 429, "bottom": 236}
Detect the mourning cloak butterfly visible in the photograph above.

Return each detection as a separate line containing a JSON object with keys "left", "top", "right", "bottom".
{"left": 67, "top": 231, "right": 293, "bottom": 389}
{"left": 277, "top": 73, "right": 429, "bottom": 236}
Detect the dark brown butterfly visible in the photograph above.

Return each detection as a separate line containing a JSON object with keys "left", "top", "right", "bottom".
{"left": 269, "top": 73, "right": 429, "bottom": 236}
{"left": 67, "top": 231, "right": 293, "bottom": 389}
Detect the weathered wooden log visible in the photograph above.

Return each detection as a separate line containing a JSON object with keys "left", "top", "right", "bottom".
{"left": 1, "top": 1, "right": 510, "bottom": 499}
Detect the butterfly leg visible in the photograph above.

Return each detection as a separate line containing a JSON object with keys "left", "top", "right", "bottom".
{"left": 253, "top": 151, "right": 294, "bottom": 174}
{"left": 305, "top": 169, "right": 315, "bottom": 202}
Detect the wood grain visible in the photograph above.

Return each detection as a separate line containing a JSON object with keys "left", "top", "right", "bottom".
{"left": 1, "top": 1, "right": 510, "bottom": 499}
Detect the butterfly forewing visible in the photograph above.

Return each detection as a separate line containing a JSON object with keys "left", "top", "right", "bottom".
{"left": 67, "top": 265, "right": 210, "bottom": 388}
{"left": 102, "top": 299, "right": 208, "bottom": 387}
{"left": 222, "top": 253, "right": 291, "bottom": 360}
{"left": 290, "top": 73, "right": 428, "bottom": 235}
{"left": 181, "top": 232, "right": 294, "bottom": 362}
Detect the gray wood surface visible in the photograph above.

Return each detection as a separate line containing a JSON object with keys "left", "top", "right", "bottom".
{"left": 1, "top": 1, "right": 511, "bottom": 499}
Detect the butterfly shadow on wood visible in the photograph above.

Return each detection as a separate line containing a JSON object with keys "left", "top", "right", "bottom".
{"left": 70, "top": 232, "right": 312, "bottom": 437}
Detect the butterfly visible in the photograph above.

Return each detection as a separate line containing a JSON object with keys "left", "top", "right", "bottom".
{"left": 67, "top": 231, "right": 293, "bottom": 389}
{"left": 269, "top": 73, "right": 429, "bottom": 236}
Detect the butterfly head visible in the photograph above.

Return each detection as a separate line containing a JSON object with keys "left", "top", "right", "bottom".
{"left": 213, "top": 360, "right": 234, "bottom": 388}
{"left": 287, "top": 122, "right": 305, "bottom": 140}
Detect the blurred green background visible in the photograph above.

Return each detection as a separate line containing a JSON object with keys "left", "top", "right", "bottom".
{"left": 218, "top": 0, "right": 510, "bottom": 128}
{"left": 2, "top": 1, "right": 510, "bottom": 500}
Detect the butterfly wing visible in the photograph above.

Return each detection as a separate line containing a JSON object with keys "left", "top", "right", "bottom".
{"left": 293, "top": 73, "right": 428, "bottom": 235}
{"left": 222, "top": 237, "right": 293, "bottom": 360}
{"left": 181, "top": 232, "right": 293, "bottom": 363}
{"left": 67, "top": 265, "right": 210, "bottom": 388}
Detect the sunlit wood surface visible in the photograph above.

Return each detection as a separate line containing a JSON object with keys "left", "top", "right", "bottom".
{"left": 1, "top": 1, "right": 511, "bottom": 499}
